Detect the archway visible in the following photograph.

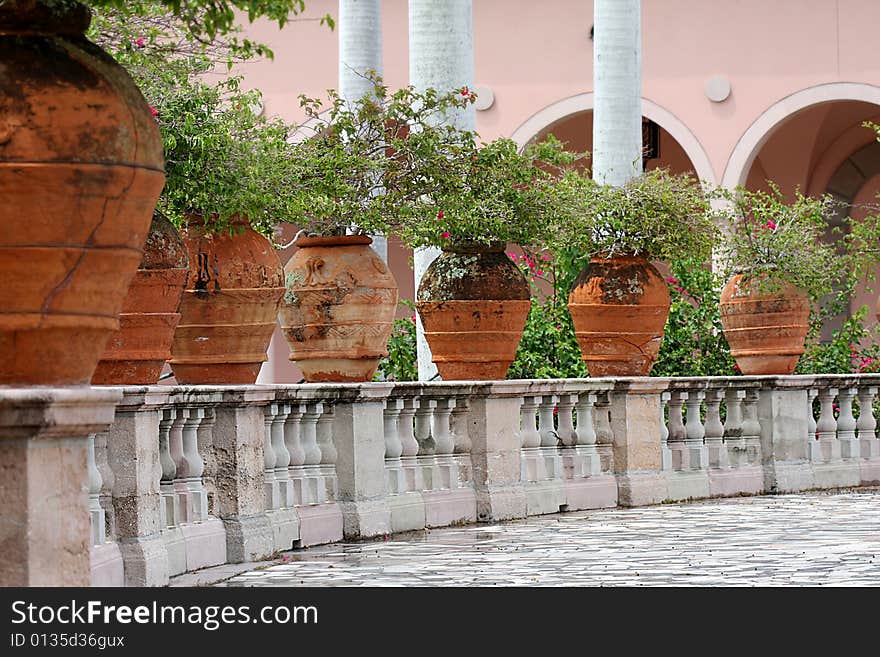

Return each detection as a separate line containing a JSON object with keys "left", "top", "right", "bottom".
{"left": 510, "top": 92, "right": 717, "bottom": 185}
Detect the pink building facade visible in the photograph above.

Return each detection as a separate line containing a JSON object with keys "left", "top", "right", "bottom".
{"left": 236, "top": 0, "right": 880, "bottom": 382}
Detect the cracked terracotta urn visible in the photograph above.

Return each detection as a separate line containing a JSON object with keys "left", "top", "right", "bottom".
{"left": 92, "top": 215, "right": 189, "bottom": 385}
{"left": 280, "top": 234, "right": 398, "bottom": 382}
{"left": 568, "top": 255, "right": 671, "bottom": 377}
{"left": 720, "top": 274, "right": 810, "bottom": 375}
{"left": 169, "top": 217, "right": 285, "bottom": 384}
{"left": 416, "top": 241, "right": 531, "bottom": 380}
{"left": 0, "top": 0, "right": 165, "bottom": 385}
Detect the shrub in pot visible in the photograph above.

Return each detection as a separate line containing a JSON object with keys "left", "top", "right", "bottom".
{"left": 715, "top": 184, "right": 880, "bottom": 375}
{"left": 278, "top": 82, "right": 474, "bottom": 382}
{"left": 396, "top": 135, "right": 585, "bottom": 380}
{"left": 551, "top": 168, "right": 716, "bottom": 376}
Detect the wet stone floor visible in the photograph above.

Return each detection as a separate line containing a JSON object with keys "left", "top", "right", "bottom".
{"left": 219, "top": 490, "right": 880, "bottom": 587}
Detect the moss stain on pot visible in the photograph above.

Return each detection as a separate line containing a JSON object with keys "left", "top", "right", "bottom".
{"left": 418, "top": 249, "right": 529, "bottom": 302}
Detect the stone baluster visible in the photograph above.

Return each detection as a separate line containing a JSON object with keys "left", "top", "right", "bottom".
{"left": 571, "top": 392, "right": 600, "bottom": 477}
{"left": 179, "top": 407, "right": 207, "bottom": 523}
{"left": 451, "top": 396, "right": 472, "bottom": 484}
{"left": 556, "top": 394, "right": 578, "bottom": 447}
{"left": 432, "top": 398, "right": 456, "bottom": 456}
{"left": 667, "top": 391, "right": 686, "bottom": 446}
{"left": 398, "top": 397, "right": 423, "bottom": 492}
{"left": 806, "top": 389, "right": 818, "bottom": 445}
{"left": 158, "top": 408, "right": 178, "bottom": 528}
{"left": 284, "top": 403, "right": 306, "bottom": 506}
{"left": 262, "top": 404, "right": 279, "bottom": 510}
{"left": 594, "top": 394, "right": 614, "bottom": 472}
{"left": 87, "top": 433, "right": 105, "bottom": 545}
{"left": 451, "top": 397, "right": 471, "bottom": 454}
{"left": 300, "top": 403, "right": 324, "bottom": 504}
{"left": 519, "top": 396, "right": 541, "bottom": 449}
{"left": 816, "top": 387, "right": 840, "bottom": 463}
{"left": 196, "top": 408, "right": 217, "bottom": 516}
{"left": 659, "top": 391, "right": 671, "bottom": 471}
{"left": 168, "top": 408, "right": 188, "bottom": 525}
{"left": 837, "top": 387, "right": 859, "bottom": 460}
{"left": 414, "top": 398, "right": 438, "bottom": 489}
{"left": 414, "top": 398, "right": 437, "bottom": 456}
{"left": 684, "top": 389, "right": 708, "bottom": 470}
{"left": 384, "top": 398, "right": 406, "bottom": 494}
{"left": 667, "top": 391, "right": 688, "bottom": 470}
{"left": 432, "top": 398, "right": 457, "bottom": 489}
{"left": 741, "top": 389, "right": 762, "bottom": 466}
{"left": 384, "top": 398, "right": 404, "bottom": 460}
{"left": 538, "top": 395, "right": 559, "bottom": 447}
{"left": 398, "top": 397, "right": 420, "bottom": 458}
{"left": 704, "top": 388, "right": 728, "bottom": 469}
{"left": 94, "top": 430, "right": 116, "bottom": 543}
{"left": 723, "top": 389, "right": 745, "bottom": 467}
{"left": 272, "top": 403, "right": 293, "bottom": 506}
{"left": 857, "top": 386, "right": 879, "bottom": 459}
{"left": 316, "top": 404, "right": 338, "bottom": 501}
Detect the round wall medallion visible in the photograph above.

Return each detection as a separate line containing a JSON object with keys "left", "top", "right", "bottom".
{"left": 705, "top": 76, "right": 731, "bottom": 103}
{"left": 474, "top": 85, "right": 495, "bottom": 111}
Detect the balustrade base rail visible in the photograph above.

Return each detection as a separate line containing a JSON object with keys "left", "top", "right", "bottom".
{"left": 3, "top": 375, "right": 877, "bottom": 586}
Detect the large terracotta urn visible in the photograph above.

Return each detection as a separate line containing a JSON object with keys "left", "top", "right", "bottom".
{"left": 170, "top": 218, "right": 285, "bottom": 384}
{"left": 280, "top": 235, "right": 398, "bottom": 382}
{"left": 416, "top": 242, "right": 531, "bottom": 380}
{"left": 92, "top": 215, "right": 189, "bottom": 385}
{"left": 0, "top": 0, "right": 165, "bottom": 385}
{"left": 719, "top": 274, "right": 810, "bottom": 375}
{"left": 568, "top": 255, "right": 671, "bottom": 377}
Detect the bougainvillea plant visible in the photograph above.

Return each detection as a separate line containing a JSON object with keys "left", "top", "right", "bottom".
{"left": 395, "top": 134, "right": 587, "bottom": 250}
{"left": 549, "top": 167, "right": 717, "bottom": 262}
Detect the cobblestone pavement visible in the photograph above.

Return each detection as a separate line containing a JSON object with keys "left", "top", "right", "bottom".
{"left": 219, "top": 490, "right": 880, "bottom": 587}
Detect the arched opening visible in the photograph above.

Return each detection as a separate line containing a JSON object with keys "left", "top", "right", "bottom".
{"left": 511, "top": 93, "right": 716, "bottom": 184}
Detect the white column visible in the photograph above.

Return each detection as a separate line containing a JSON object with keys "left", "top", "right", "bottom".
{"left": 409, "top": 0, "right": 475, "bottom": 380}
{"left": 339, "top": 0, "right": 387, "bottom": 261}
{"left": 593, "top": 0, "right": 642, "bottom": 186}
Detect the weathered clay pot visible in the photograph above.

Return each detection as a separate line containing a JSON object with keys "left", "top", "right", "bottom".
{"left": 417, "top": 242, "right": 531, "bottom": 380}
{"left": 0, "top": 0, "right": 165, "bottom": 385}
{"left": 92, "top": 215, "right": 189, "bottom": 385}
{"left": 170, "top": 217, "right": 284, "bottom": 384}
{"left": 568, "top": 255, "right": 671, "bottom": 377}
{"left": 719, "top": 274, "right": 810, "bottom": 375}
{"left": 280, "top": 235, "right": 398, "bottom": 382}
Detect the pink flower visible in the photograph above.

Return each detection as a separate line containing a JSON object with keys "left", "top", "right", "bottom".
{"left": 461, "top": 87, "right": 470, "bottom": 96}
{"left": 507, "top": 252, "right": 517, "bottom": 260}
{"left": 410, "top": 314, "right": 416, "bottom": 322}
{"left": 132, "top": 37, "right": 146, "bottom": 48}
{"left": 541, "top": 253, "right": 552, "bottom": 261}
{"left": 667, "top": 277, "right": 679, "bottom": 285}
{"left": 149, "top": 105, "right": 158, "bottom": 117}
{"left": 441, "top": 231, "right": 451, "bottom": 239}
{"left": 733, "top": 363, "right": 741, "bottom": 373}
{"left": 674, "top": 285, "right": 685, "bottom": 293}
{"left": 437, "top": 210, "right": 444, "bottom": 219}
{"left": 555, "top": 323, "right": 562, "bottom": 329}
{"left": 535, "top": 269, "right": 544, "bottom": 276}
{"left": 527, "top": 260, "right": 535, "bottom": 269}
{"left": 762, "top": 220, "right": 777, "bottom": 230}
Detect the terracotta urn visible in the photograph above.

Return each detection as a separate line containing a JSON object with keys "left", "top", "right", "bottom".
{"left": 169, "top": 217, "right": 285, "bottom": 384}
{"left": 92, "top": 215, "right": 189, "bottom": 385}
{"left": 568, "top": 254, "right": 671, "bottom": 377}
{"left": 416, "top": 241, "right": 531, "bottom": 380}
{"left": 719, "top": 274, "right": 810, "bottom": 375}
{"left": 280, "top": 234, "right": 398, "bottom": 382}
{"left": 0, "top": 0, "right": 165, "bottom": 385}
